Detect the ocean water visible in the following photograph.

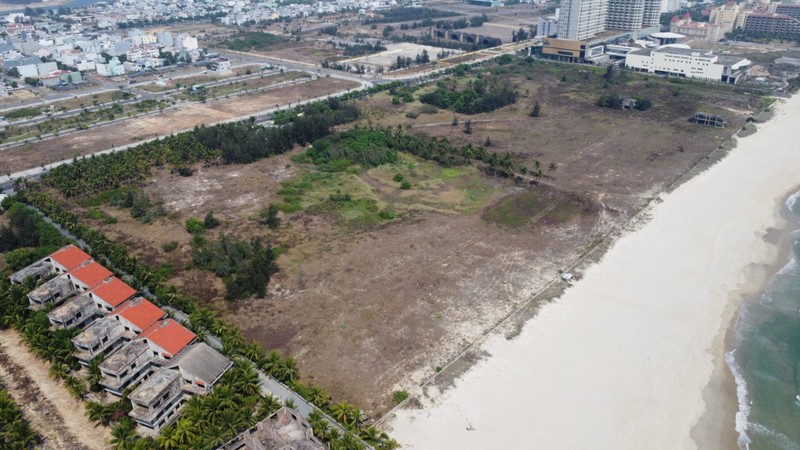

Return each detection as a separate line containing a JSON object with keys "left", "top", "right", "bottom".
{"left": 728, "top": 190, "right": 800, "bottom": 450}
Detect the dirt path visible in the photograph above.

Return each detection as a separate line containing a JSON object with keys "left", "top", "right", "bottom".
{"left": 0, "top": 329, "right": 112, "bottom": 450}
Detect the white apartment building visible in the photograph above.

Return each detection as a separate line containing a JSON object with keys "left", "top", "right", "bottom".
{"left": 558, "top": 0, "right": 608, "bottom": 40}
{"left": 625, "top": 47, "right": 750, "bottom": 84}
{"left": 536, "top": 17, "right": 559, "bottom": 37}
{"left": 607, "top": 0, "right": 661, "bottom": 31}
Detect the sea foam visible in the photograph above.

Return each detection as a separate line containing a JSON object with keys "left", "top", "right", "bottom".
{"left": 726, "top": 348, "right": 752, "bottom": 450}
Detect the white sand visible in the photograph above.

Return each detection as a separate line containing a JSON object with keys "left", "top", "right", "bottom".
{"left": 388, "top": 94, "right": 800, "bottom": 450}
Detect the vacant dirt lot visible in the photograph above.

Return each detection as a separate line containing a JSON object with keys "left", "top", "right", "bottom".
{"left": 0, "top": 329, "right": 112, "bottom": 449}
{"left": 0, "top": 76, "right": 359, "bottom": 174}
{"left": 47, "top": 60, "right": 763, "bottom": 417}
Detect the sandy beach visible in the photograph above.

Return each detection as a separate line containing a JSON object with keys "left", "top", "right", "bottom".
{"left": 387, "top": 93, "right": 800, "bottom": 449}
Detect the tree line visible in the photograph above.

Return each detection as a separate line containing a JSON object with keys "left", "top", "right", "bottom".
{"left": 42, "top": 97, "right": 361, "bottom": 197}
{"left": 363, "top": 7, "right": 456, "bottom": 24}
{"left": 0, "top": 385, "right": 38, "bottom": 449}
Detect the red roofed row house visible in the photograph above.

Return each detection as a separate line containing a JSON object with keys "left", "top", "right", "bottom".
{"left": 9, "top": 245, "right": 233, "bottom": 433}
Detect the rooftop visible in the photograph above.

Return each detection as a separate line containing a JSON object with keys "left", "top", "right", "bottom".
{"left": 113, "top": 297, "right": 165, "bottom": 330}
{"left": 165, "top": 343, "right": 232, "bottom": 385}
{"left": 89, "top": 277, "right": 136, "bottom": 308}
{"left": 73, "top": 316, "right": 123, "bottom": 347}
{"left": 49, "top": 245, "right": 92, "bottom": 271}
{"left": 47, "top": 295, "right": 96, "bottom": 322}
{"left": 129, "top": 368, "right": 181, "bottom": 405}
{"left": 246, "top": 408, "right": 326, "bottom": 450}
{"left": 11, "top": 260, "right": 53, "bottom": 284}
{"left": 100, "top": 339, "right": 150, "bottom": 374}
{"left": 139, "top": 319, "right": 196, "bottom": 356}
{"left": 28, "top": 275, "right": 73, "bottom": 301}
{"left": 70, "top": 261, "right": 113, "bottom": 288}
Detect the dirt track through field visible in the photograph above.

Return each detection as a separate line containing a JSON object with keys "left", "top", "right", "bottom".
{"left": 0, "top": 329, "right": 111, "bottom": 450}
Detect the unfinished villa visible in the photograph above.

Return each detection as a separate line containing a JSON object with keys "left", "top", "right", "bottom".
{"left": 223, "top": 407, "right": 327, "bottom": 450}
{"left": 9, "top": 244, "right": 233, "bottom": 434}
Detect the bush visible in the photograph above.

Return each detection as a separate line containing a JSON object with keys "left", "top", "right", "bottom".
{"left": 204, "top": 212, "right": 221, "bottom": 229}
{"left": 400, "top": 181, "right": 412, "bottom": 190}
{"left": 393, "top": 173, "right": 404, "bottom": 182}
{"left": 185, "top": 218, "right": 205, "bottom": 234}
{"left": 405, "top": 111, "right": 420, "bottom": 119}
{"left": 379, "top": 210, "right": 396, "bottom": 220}
{"left": 162, "top": 241, "right": 179, "bottom": 253}
{"left": 392, "top": 390, "right": 410, "bottom": 404}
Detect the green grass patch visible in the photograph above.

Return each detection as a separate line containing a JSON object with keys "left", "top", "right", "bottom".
{"left": 5, "top": 107, "right": 40, "bottom": 119}
{"left": 484, "top": 191, "right": 544, "bottom": 228}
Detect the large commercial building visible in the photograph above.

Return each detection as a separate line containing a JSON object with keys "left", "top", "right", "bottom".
{"left": 625, "top": 47, "right": 751, "bottom": 84}
{"left": 558, "top": 0, "right": 608, "bottom": 40}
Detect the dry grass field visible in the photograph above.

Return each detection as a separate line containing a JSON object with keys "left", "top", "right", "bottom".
{"left": 40, "top": 58, "right": 764, "bottom": 416}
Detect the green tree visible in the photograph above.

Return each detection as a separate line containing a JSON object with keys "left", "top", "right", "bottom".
{"left": 530, "top": 101, "right": 542, "bottom": 117}
{"left": 259, "top": 204, "right": 280, "bottom": 229}
{"left": 203, "top": 212, "right": 220, "bottom": 229}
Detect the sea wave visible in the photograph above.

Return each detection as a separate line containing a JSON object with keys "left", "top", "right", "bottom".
{"left": 785, "top": 189, "right": 800, "bottom": 213}
{"left": 726, "top": 348, "right": 752, "bottom": 450}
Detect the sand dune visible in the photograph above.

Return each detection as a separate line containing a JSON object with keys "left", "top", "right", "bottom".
{"left": 387, "top": 94, "right": 800, "bottom": 449}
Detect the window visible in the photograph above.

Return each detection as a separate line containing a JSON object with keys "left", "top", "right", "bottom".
{"left": 102, "top": 336, "right": 109, "bottom": 344}
{"left": 76, "top": 312, "right": 82, "bottom": 319}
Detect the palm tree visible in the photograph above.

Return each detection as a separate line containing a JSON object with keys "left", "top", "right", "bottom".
{"left": 173, "top": 418, "right": 198, "bottom": 446}
{"left": 157, "top": 424, "right": 180, "bottom": 450}
{"left": 87, "top": 354, "right": 104, "bottom": 391}
{"left": 261, "top": 351, "right": 283, "bottom": 376}
{"left": 309, "top": 386, "right": 331, "bottom": 408}
{"left": 548, "top": 162, "right": 558, "bottom": 172}
{"left": 48, "top": 362, "right": 69, "bottom": 381}
{"left": 110, "top": 417, "right": 136, "bottom": 450}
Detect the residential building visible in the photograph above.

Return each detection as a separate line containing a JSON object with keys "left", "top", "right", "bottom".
{"left": 625, "top": 47, "right": 751, "bottom": 83}
{"left": 642, "top": 0, "right": 661, "bottom": 27}
{"left": 48, "top": 295, "right": 99, "bottom": 329}
{"left": 139, "top": 319, "right": 196, "bottom": 360}
{"left": 209, "top": 58, "right": 231, "bottom": 74}
{"left": 41, "top": 244, "right": 92, "bottom": 276}
{"left": 607, "top": 0, "right": 645, "bottom": 31}
{"left": 96, "top": 57, "right": 125, "bottom": 77}
{"left": 709, "top": 1, "right": 741, "bottom": 32}
{"left": 27, "top": 275, "right": 76, "bottom": 309}
{"left": 164, "top": 343, "right": 233, "bottom": 393}
{"left": 558, "top": 0, "right": 608, "bottom": 40}
{"left": 223, "top": 408, "right": 326, "bottom": 450}
{"left": 670, "top": 14, "right": 725, "bottom": 42}
{"left": 775, "top": 3, "right": 800, "bottom": 21}
{"left": 72, "top": 316, "right": 130, "bottom": 363}
{"left": 536, "top": 17, "right": 559, "bottom": 37}
{"left": 129, "top": 369, "right": 186, "bottom": 432}
{"left": 100, "top": 340, "right": 156, "bottom": 396}
{"left": 65, "top": 260, "right": 113, "bottom": 292}
{"left": 87, "top": 277, "right": 136, "bottom": 313}
{"left": 743, "top": 12, "right": 800, "bottom": 39}
{"left": 112, "top": 297, "right": 166, "bottom": 334}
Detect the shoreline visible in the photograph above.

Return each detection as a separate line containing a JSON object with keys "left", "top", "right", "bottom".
{"left": 387, "top": 95, "right": 800, "bottom": 449}
{"left": 692, "top": 189, "right": 799, "bottom": 449}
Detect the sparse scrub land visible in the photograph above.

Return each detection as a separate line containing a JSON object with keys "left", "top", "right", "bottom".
{"left": 5, "top": 54, "right": 770, "bottom": 422}
{"left": 419, "top": 78, "right": 519, "bottom": 114}
{"left": 220, "top": 31, "right": 288, "bottom": 51}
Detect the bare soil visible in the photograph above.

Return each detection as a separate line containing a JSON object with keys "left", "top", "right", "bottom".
{"left": 43, "top": 61, "right": 763, "bottom": 418}
{"left": 0, "top": 77, "right": 359, "bottom": 174}
{"left": 0, "top": 329, "right": 112, "bottom": 450}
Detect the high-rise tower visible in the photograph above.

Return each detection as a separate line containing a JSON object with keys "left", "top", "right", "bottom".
{"left": 557, "top": 0, "right": 609, "bottom": 40}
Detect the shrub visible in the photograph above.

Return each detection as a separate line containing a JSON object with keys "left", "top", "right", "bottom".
{"left": 379, "top": 210, "right": 396, "bottom": 220}
{"left": 204, "top": 212, "right": 221, "bottom": 229}
{"left": 393, "top": 173, "right": 404, "bottom": 182}
{"left": 392, "top": 390, "right": 410, "bottom": 404}
{"left": 405, "top": 111, "right": 419, "bottom": 119}
{"left": 162, "top": 241, "right": 179, "bottom": 253}
{"left": 400, "top": 181, "right": 412, "bottom": 190}
{"left": 185, "top": 218, "right": 205, "bottom": 234}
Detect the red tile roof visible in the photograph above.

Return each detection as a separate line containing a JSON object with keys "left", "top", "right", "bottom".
{"left": 69, "top": 261, "right": 113, "bottom": 289}
{"left": 113, "top": 297, "right": 165, "bottom": 330}
{"left": 90, "top": 277, "right": 136, "bottom": 308}
{"left": 139, "top": 319, "right": 196, "bottom": 356}
{"left": 50, "top": 245, "right": 92, "bottom": 271}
